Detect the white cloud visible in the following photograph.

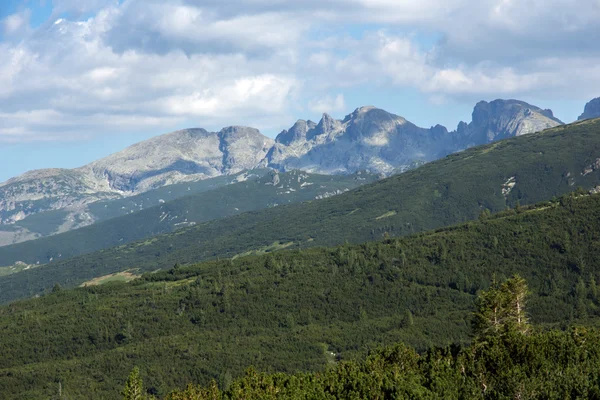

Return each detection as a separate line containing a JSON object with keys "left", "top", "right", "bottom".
{"left": 308, "top": 94, "right": 346, "bottom": 114}
{"left": 160, "top": 74, "right": 297, "bottom": 117}
{"left": 1, "top": 0, "right": 600, "bottom": 143}
{"left": 2, "top": 10, "right": 32, "bottom": 36}
{"left": 103, "top": 1, "right": 307, "bottom": 55}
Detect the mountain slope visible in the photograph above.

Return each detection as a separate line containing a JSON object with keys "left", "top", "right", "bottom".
{"left": 0, "top": 170, "right": 258, "bottom": 247}
{"left": 0, "top": 118, "right": 599, "bottom": 304}
{"left": 0, "top": 128, "right": 274, "bottom": 245}
{"left": 1, "top": 192, "right": 600, "bottom": 398}
{"left": 0, "top": 100, "right": 563, "bottom": 247}
{"left": 0, "top": 170, "right": 375, "bottom": 269}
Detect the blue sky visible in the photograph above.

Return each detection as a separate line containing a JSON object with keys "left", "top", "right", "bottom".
{"left": 1, "top": 0, "right": 599, "bottom": 182}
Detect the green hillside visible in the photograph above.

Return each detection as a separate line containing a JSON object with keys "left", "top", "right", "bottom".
{"left": 157, "top": 286, "right": 600, "bottom": 399}
{"left": 1, "top": 192, "right": 600, "bottom": 398}
{"left": 1, "top": 170, "right": 249, "bottom": 241}
{"left": 2, "top": 119, "right": 600, "bottom": 304}
{"left": 2, "top": 169, "right": 372, "bottom": 250}
{"left": 0, "top": 170, "right": 374, "bottom": 269}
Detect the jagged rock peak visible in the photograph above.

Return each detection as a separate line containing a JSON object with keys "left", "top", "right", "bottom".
{"left": 472, "top": 99, "right": 562, "bottom": 124}
{"left": 458, "top": 99, "right": 563, "bottom": 143}
{"left": 314, "top": 113, "right": 342, "bottom": 135}
{"left": 276, "top": 120, "right": 317, "bottom": 145}
{"left": 579, "top": 97, "right": 600, "bottom": 121}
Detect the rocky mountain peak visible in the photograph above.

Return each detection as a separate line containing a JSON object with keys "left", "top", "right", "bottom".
{"left": 342, "top": 106, "right": 410, "bottom": 141}
{"left": 459, "top": 99, "right": 563, "bottom": 144}
{"left": 578, "top": 97, "right": 600, "bottom": 121}
{"left": 217, "top": 126, "right": 274, "bottom": 172}
{"left": 310, "top": 113, "right": 342, "bottom": 138}
{"left": 275, "top": 119, "right": 317, "bottom": 145}
{"left": 218, "top": 126, "right": 262, "bottom": 139}
{"left": 430, "top": 124, "right": 449, "bottom": 138}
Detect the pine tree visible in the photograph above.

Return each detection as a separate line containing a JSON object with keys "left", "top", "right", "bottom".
{"left": 473, "top": 275, "right": 530, "bottom": 338}
{"left": 122, "top": 367, "right": 145, "bottom": 400}
{"left": 501, "top": 274, "right": 529, "bottom": 334}
{"left": 473, "top": 280, "right": 505, "bottom": 336}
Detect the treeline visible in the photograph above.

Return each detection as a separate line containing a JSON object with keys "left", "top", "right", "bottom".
{"left": 2, "top": 119, "right": 600, "bottom": 305}
{"left": 1, "top": 193, "right": 600, "bottom": 398}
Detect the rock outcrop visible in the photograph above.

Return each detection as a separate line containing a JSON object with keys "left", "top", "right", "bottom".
{"left": 455, "top": 99, "right": 563, "bottom": 147}
{"left": 579, "top": 98, "right": 600, "bottom": 121}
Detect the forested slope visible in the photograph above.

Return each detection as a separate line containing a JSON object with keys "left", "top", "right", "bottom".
{"left": 2, "top": 119, "right": 600, "bottom": 304}
{"left": 0, "top": 170, "right": 372, "bottom": 268}
{"left": 155, "top": 277, "right": 600, "bottom": 399}
{"left": 1, "top": 192, "right": 600, "bottom": 398}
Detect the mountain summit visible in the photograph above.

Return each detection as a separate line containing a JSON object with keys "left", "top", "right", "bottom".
{"left": 269, "top": 106, "right": 453, "bottom": 175}
{"left": 83, "top": 127, "right": 274, "bottom": 193}
{"left": 579, "top": 97, "right": 600, "bottom": 121}
{"left": 455, "top": 99, "right": 563, "bottom": 146}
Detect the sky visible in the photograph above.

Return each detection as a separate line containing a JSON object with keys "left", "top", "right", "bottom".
{"left": 1, "top": 0, "right": 599, "bottom": 182}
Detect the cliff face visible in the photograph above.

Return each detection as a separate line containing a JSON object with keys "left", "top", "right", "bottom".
{"left": 455, "top": 99, "right": 563, "bottom": 146}
{"left": 579, "top": 98, "right": 600, "bottom": 121}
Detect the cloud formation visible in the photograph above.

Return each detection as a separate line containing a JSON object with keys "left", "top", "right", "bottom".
{"left": 1, "top": 0, "right": 599, "bottom": 142}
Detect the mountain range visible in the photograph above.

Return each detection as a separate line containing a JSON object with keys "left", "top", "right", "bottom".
{"left": 0, "top": 99, "right": 568, "bottom": 247}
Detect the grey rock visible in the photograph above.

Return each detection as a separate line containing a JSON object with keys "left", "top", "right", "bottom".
{"left": 268, "top": 106, "right": 455, "bottom": 175}
{"left": 579, "top": 98, "right": 600, "bottom": 121}
{"left": 456, "top": 99, "right": 563, "bottom": 146}
{"left": 275, "top": 120, "right": 317, "bottom": 146}
{"left": 82, "top": 127, "right": 274, "bottom": 193}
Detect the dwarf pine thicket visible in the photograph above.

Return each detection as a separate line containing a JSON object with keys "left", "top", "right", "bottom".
{"left": 2, "top": 192, "right": 600, "bottom": 398}
{"left": 125, "top": 276, "right": 600, "bottom": 399}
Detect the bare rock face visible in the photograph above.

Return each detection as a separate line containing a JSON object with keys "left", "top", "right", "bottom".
{"left": 276, "top": 120, "right": 317, "bottom": 146}
{"left": 456, "top": 99, "right": 563, "bottom": 146}
{"left": 269, "top": 106, "right": 455, "bottom": 175}
{"left": 579, "top": 98, "right": 600, "bottom": 121}
{"left": 82, "top": 127, "right": 274, "bottom": 193}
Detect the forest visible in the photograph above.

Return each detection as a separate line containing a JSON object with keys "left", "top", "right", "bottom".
{"left": 126, "top": 276, "right": 600, "bottom": 399}
{"left": 1, "top": 191, "right": 600, "bottom": 398}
